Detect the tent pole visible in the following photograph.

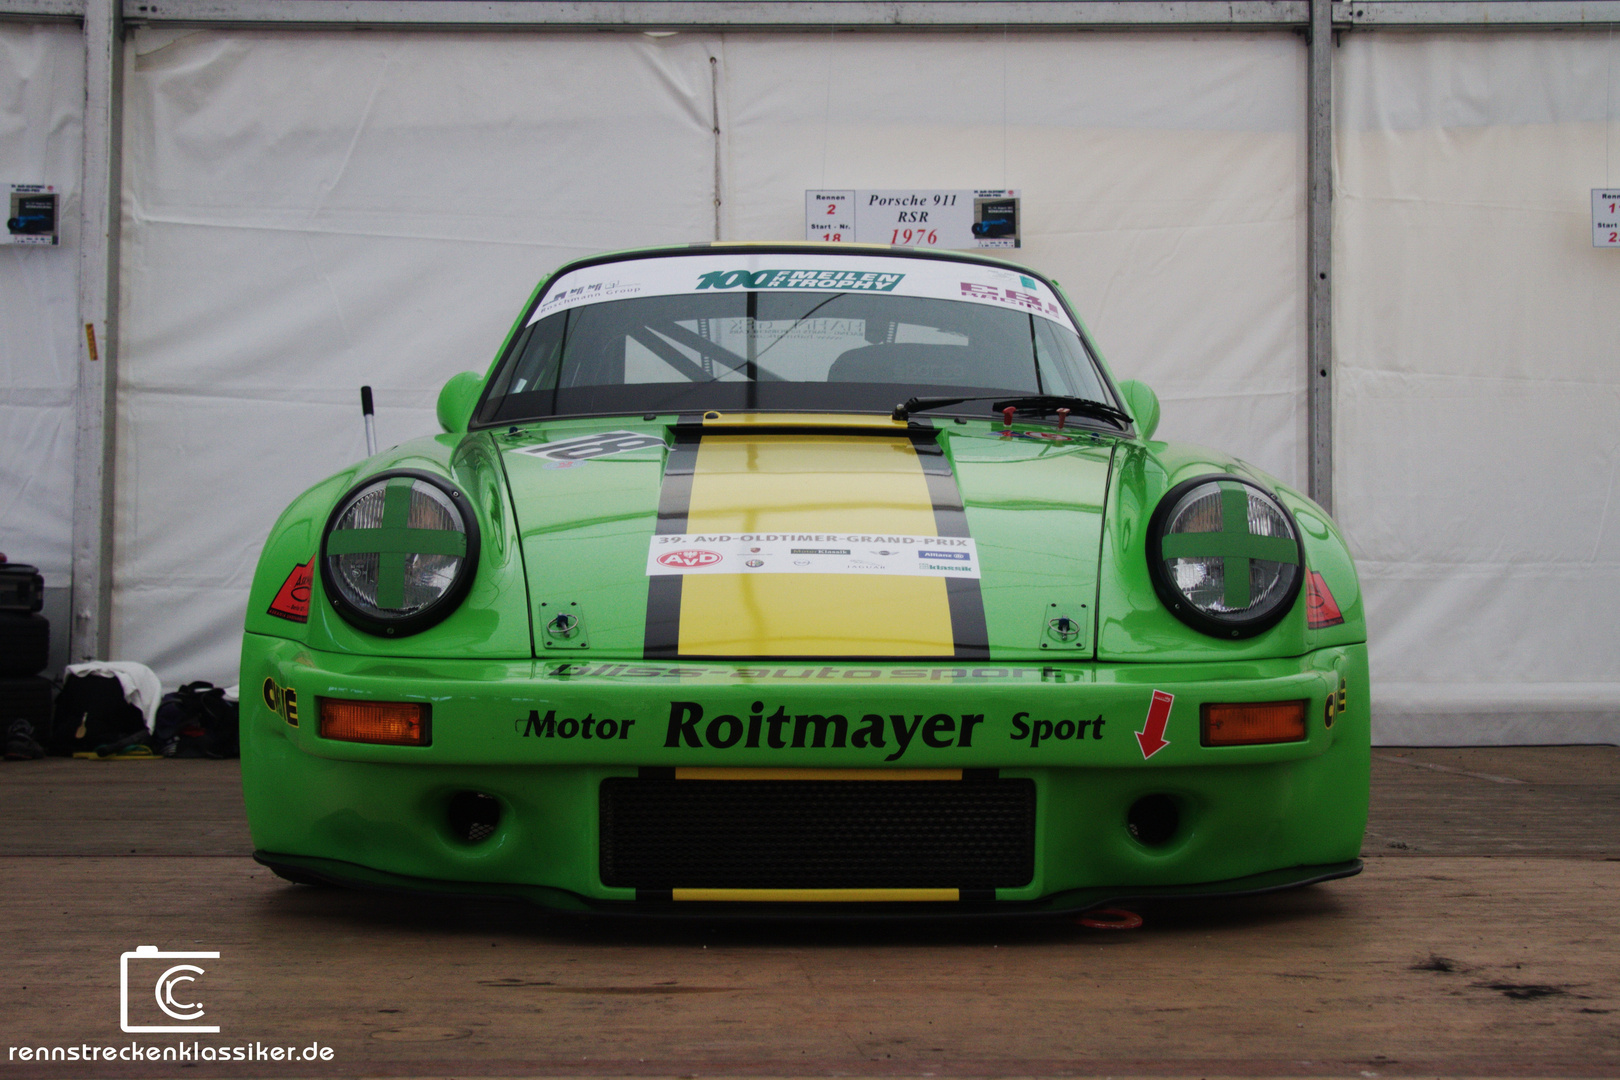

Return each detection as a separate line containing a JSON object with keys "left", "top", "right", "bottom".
{"left": 1306, "top": 0, "right": 1333, "bottom": 513}
{"left": 70, "top": 0, "right": 122, "bottom": 662}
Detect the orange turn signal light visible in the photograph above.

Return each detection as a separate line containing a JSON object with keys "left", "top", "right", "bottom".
{"left": 1201, "top": 700, "right": 1307, "bottom": 747}
{"left": 318, "top": 698, "right": 431, "bottom": 746}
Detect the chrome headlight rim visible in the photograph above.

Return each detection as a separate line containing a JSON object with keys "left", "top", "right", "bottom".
{"left": 319, "top": 469, "right": 481, "bottom": 637}
{"left": 1146, "top": 473, "right": 1305, "bottom": 640}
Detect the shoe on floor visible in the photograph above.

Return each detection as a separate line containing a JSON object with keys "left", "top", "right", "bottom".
{"left": 4, "top": 719, "right": 46, "bottom": 760}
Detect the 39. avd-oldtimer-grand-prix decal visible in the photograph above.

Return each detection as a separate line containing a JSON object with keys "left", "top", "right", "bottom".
{"left": 648, "top": 533, "right": 981, "bottom": 579}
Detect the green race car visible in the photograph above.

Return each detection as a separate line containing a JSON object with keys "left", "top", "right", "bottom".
{"left": 243, "top": 243, "right": 1367, "bottom": 916}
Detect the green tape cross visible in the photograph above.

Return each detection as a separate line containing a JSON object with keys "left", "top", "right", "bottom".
{"left": 327, "top": 477, "right": 465, "bottom": 609}
{"left": 1160, "top": 483, "right": 1297, "bottom": 610}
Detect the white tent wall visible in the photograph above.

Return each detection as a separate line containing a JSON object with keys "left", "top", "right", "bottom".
{"left": 720, "top": 32, "right": 1308, "bottom": 487}
{"left": 1336, "top": 31, "right": 1620, "bottom": 744}
{"left": 113, "top": 27, "right": 1309, "bottom": 690}
{"left": 115, "top": 29, "right": 721, "bottom": 685}
{"left": 56, "top": 19, "right": 1616, "bottom": 747}
{"left": 0, "top": 20, "right": 83, "bottom": 673}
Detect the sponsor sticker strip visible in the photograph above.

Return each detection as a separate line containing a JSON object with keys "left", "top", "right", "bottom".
{"left": 648, "top": 533, "right": 980, "bottom": 579}
{"left": 530, "top": 253, "right": 1075, "bottom": 331}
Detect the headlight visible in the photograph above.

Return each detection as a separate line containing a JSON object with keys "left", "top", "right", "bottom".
{"left": 1146, "top": 475, "right": 1304, "bottom": 639}
{"left": 319, "top": 470, "right": 480, "bottom": 636}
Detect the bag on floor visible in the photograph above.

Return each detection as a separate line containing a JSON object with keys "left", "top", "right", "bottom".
{"left": 152, "top": 681, "right": 239, "bottom": 759}
{"left": 49, "top": 672, "right": 147, "bottom": 756}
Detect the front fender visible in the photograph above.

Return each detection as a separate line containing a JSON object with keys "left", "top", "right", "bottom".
{"left": 1096, "top": 442, "right": 1365, "bottom": 661}
{"left": 244, "top": 433, "right": 533, "bottom": 660}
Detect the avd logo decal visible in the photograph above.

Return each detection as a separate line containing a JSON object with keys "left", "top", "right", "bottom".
{"left": 657, "top": 549, "right": 723, "bottom": 568}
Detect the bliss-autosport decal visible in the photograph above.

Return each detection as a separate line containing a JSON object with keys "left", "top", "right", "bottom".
{"left": 643, "top": 430, "right": 988, "bottom": 660}
{"left": 529, "top": 253, "right": 1075, "bottom": 330}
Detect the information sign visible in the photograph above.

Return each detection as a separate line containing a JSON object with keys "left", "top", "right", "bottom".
{"left": 806, "top": 189, "right": 1020, "bottom": 249}
{"left": 1595, "top": 189, "right": 1620, "bottom": 248}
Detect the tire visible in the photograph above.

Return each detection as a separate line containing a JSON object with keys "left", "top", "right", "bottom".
{"left": 0, "top": 613, "right": 48, "bottom": 677}
{"left": 0, "top": 676, "right": 53, "bottom": 730}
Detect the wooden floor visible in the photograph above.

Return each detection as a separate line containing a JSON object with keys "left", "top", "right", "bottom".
{"left": 2, "top": 747, "right": 1617, "bottom": 1079}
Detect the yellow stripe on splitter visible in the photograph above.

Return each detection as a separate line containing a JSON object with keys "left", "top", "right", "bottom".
{"left": 673, "top": 767, "right": 962, "bottom": 781}
{"left": 671, "top": 888, "right": 960, "bottom": 902}
{"left": 678, "top": 434, "right": 952, "bottom": 656}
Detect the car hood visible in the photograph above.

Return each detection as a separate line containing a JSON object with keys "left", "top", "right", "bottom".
{"left": 497, "top": 416, "right": 1114, "bottom": 662}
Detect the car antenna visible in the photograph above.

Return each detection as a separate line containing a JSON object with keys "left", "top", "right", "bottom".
{"left": 360, "top": 385, "right": 378, "bottom": 456}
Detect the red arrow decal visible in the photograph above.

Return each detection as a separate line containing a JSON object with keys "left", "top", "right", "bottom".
{"left": 1136, "top": 690, "right": 1174, "bottom": 759}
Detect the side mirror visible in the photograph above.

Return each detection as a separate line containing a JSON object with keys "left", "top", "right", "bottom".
{"left": 1116, "top": 379, "right": 1160, "bottom": 441}
{"left": 436, "top": 372, "right": 483, "bottom": 434}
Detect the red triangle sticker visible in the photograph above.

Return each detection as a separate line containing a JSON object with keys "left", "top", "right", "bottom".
{"left": 1306, "top": 570, "right": 1344, "bottom": 629}
{"left": 268, "top": 557, "right": 315, "bottom": 623}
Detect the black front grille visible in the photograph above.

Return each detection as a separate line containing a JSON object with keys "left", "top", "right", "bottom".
{"left": 599, "top": 776, "right": 1035, "bottom": 890}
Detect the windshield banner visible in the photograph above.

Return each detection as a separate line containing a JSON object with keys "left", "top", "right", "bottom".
{"left": 530, "top": 253, "right": 1075, "bottom": 331}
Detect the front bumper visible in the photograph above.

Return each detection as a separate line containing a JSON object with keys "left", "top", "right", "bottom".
{"left": 242, "top": 635, "right": 1369, "bottom": 911}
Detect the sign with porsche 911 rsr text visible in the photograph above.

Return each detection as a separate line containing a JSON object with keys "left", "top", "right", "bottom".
{"left": 806, "top": 189, "right": 1020, "bottom": 249}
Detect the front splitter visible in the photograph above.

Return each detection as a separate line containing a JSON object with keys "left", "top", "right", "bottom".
{"left": 252, "top": 850, "right": 1362, "bottom": 921}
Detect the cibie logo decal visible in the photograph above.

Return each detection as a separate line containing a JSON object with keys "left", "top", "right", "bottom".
{"left": 657, "top": 549, "right": 723, "bottom": 568}
{"left": 121, "top": 946, "right": 219, "bottom": 1033}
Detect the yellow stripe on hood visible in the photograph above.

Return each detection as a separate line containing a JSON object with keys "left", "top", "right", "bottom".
{"left": 677, "top": 434, "right": 955, "bottom": 656}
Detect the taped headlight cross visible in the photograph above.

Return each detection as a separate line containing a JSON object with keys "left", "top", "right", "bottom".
{"left": 320, "top": 470, "right": 480, "bottom": 636}
{"left": 1146, "top": 475, "right": 1304, "bottom": 639}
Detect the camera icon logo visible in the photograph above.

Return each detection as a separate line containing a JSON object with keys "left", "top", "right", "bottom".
{"left": 120, "top": 945, "right": 221, "bottom": 1033}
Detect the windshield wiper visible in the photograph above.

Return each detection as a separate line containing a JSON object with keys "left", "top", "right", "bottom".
{"left": 893, "top": 394, "right": 1132, "bottom": 427}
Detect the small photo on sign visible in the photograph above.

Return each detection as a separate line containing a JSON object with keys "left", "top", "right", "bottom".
{"left": 6, "top": 184, "right": 58, "bottom": 246}
{"left": 973, "top": 196, "right": 1019, "bottom": 247}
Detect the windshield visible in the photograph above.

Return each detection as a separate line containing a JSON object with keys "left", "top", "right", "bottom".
{"left": 474, "top": 253, "right": 1112, "bottom": 426}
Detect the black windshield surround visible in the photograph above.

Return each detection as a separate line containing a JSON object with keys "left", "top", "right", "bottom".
{"left": 472, "top": 251, "right": 1124, "bottom": 430}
